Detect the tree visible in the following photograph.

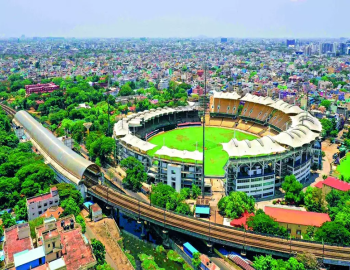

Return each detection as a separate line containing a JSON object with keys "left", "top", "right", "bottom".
{"left": 151, "top": 183, "right": 176, "bottom": 208}
{"left": 55, "top": 183, "right": 84, "bottom": 206}
{"left": 247, "top": 209, "right": 287, "bottom": 237}
{"left": 315, "top": 221, "right": 350, "bottom": 245}
{"left": 1, "top": 211, "right": 16, "bottom": 228}
{"left": 180, "top": 188, "right": 191, "bottom": 199}
{"left": 295, "top": 252, "right": 320, "bottom": 270}
{"left": 282, "top": 175, "right": 304, "bottom": 205}
{"left": 320, "top": 100, "right": 331, "bottom": 110}
{"left": 120, "top": 157, "right": 147, "bottom": 191}
{"left": 61, "top": 197, "right": 80, "bottom": 217}
{"left": 96, "top": 263, "right": 113, "bottom": 270}
{"left": 88, "top": 135, "right": 115, "bottom": 164}
{"left": 253, "top": 255, "right": 305, "bottom": 270}
{"left": 304, "top": 187, "right": 326, "bottom": 212}
{"left": 192, "top": 252, "right": 201, "bottom": 269}
{"left": 192, "top": 184, "right": 201, "bottom": 199}
{"left": 253, "top": 255, "right": 279, "bottom": 270}
{"left": 91, "top": 238, "right": 106, "bottom": 266}
{"left": 118, "top": 84, "right": 134, "bottom": 96}
{"left": 76, "top": 215, "right": 86, "bottom": 233}
{"left": 218, "top": 191, "right": 255, "bottom": 219}
{"left": 14, "top": 199, "right": 28, "bottom": 221}
{"left": 320, "top": 118, "right": 335, "bottom": 136}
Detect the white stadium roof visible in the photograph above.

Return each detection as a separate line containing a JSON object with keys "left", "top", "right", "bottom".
{"left": 120, "top": 134, "right": 157, "bottom": 152}
{"left": 212, "top": 91, "right": 241, "bottom": 100}
{"left": 222, "top": 136, "right": 286, "bottom": 157}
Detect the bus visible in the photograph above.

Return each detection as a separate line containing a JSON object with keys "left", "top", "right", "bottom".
{"left": 183, "top": 242, "right": 198, "bottom": 259}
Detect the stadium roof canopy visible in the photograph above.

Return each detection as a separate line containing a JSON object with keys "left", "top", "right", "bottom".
{"left": 290, "top": 112, "right": 322, "bottom": 133}
{"left": 212, "top": 91, "right": 241, "bottom": 100}
{"left": 222, "top": 136, "right": 286, "bottom": 157}
{"left": 119, "top": 106, "right": 197, "bottom": 128}
{"left": 240, "top": 93, "right": 274, "bottom": 105}
{"left": 155, "top": 146, "right": 203, "bottom": 161}
{"left": 120, "top": 134, "right": 157, "bottom": 152}
{"left": 14, "top": 111, "right": 100, "bottom": 185}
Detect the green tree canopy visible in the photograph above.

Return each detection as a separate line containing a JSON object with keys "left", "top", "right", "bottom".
{"left": 304, "top": 186, "right": 326, "bottom": 212}
{"left": 282, "top": 175, "right": 304, "bottom": 205}
{"left": 247, "top": 209, "right": 287, "bottom": 237}
{"left": 218, "top": 191, "right": 255, "bottom": 219}
{"left": 315, "top": 221, "right": 350, "bottom": 246}
{"left": 120, "top": 156, "right": 147, "bottom": 192}
{"left": 91, "top": 238, "right": 106, "bottom": 266}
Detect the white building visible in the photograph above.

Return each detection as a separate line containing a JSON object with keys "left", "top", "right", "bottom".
{"left": 26, "top": 187, "right": 60, "bottom": 220}
{"left": 158, "top": 79, "right": 169, "bottom": 90}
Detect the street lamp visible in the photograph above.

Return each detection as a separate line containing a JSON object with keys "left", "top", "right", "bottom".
{"left": 241, "top": 228, "right": 247, "bottom": 256}
{"left": 106, "top": 187, "right": 111, "bottom": 210}
{"left": 162, "top": 209, "right": 167, "bottom": 234}
{"left": 137, "top": 200, "right": 142, "bottom": 224}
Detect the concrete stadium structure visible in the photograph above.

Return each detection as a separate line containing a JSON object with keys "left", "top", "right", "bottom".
{"left": 114, "top": 92, "right": 322, "bottom": 199}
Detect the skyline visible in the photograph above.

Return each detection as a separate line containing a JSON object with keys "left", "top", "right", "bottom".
{"left": 0, "top": 0, "right": 349, "bottom": 39}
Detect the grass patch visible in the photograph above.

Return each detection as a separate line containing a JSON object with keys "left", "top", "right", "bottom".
{"left": 336, "top": 153, "right": 350, "bottom": 179}
{"left": 148, "top": 127, "right": 258, "bottom": 176}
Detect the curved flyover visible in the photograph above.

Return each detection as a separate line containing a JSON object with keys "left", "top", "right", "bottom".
{"left": 89, "top": 184, "right": 350, "bottom": 265}
{"left": 14, "top": 110, "right": 100, "bottom": 186}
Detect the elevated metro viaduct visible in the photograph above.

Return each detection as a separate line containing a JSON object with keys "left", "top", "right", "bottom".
{"left": 88, "top": 184, "right": 350, "bottom": 268}
{"left": 8, "top": 108, "right": 350, "bottom": 268}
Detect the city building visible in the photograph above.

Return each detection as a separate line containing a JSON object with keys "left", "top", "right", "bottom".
{"left": 25, "top": 83, "right": 59, "bottom": 95}
{"left": 40, "top": 206, "right": 64, "bottom": 220}
{"left": 315, "top": 176, "right": 350, "bottom": 195}
{"left": 58, "top": 136, "right": 74, "bottom": 149}
{"left": 264, "top": 206, "right": 330, "bottom": 238}
{"left": 26, "top": 187, "right": 60, "bottom": 221}
{"left": 319, "top": 43, "right": 334, "bottom": 55}
{"left": 90, "top": 203, "right": 103, "bottom": 222}
{"left": 158, "top": 78, "right": 169, "bottom": 90}
{"left": 195, "top": 198, "right": 210, "bottom": 218}
{"left": 286, "top": 39, "right": 296, "bottom": 47}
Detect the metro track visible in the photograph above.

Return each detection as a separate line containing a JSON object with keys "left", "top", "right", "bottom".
{"left": 89, "top": 184, "right": 350, "bottom": 261}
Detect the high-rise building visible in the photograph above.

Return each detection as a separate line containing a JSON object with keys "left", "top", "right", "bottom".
{"left": 339, "top": 43, "right": 347, "bottom": 55}
{"left": 319, "top": 43, "right": 334, "bottom": 54}
{"left": 303, "top": 45, "right": 312, "bottom": 56}
{"left": 221, "top": 37, "right": 228, "bottom": 43}
{"left": 286, "top": 39, "right": 296, "bottom": 47}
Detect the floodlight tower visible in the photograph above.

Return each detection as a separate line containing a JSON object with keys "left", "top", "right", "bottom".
{"left": 200, "top": 59, "right": 209, "bottom": 198}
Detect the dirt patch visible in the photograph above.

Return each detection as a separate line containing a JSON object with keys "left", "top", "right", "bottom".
{"left": 176, "top": 134, "right": 189, "bottom": 142}
{"left": 82, "top": 210, "right": 133, "bottom": 270}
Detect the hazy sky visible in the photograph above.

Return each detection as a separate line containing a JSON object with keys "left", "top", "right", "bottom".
{"left": 0, "top": 0, "right": 349, "bottom": 38}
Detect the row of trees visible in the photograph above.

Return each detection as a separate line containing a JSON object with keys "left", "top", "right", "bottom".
{"left": 0, "top": 107, "right": 57, "bottom": 228}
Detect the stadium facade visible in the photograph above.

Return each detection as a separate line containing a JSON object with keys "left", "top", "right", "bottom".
{"left": 113, "top": 92, "right": 322, "bottom": 199}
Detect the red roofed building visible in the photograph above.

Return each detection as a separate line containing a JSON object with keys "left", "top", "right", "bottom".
{"left": 40, "top": 206, "right": 64, "bottom": 220}
{"left": 230, "top": 211, "right": 254, "bottom": 229}
{"left": 25, "top": 83, "right": 59, "bottom": 95}
{"left": 315, "top": 177, "right": 350, "bottom": 195}
{"left": 3, "top": 223, "right": 33, "bottom": 265}
{"left": 192, "top": 85, "right": 204, "bottom": 96}
{"left": 265, "top": 206, "right": 330, "bottom": 238}
{"left": 26, "top": 187, "right": 60, "bottom": 221}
